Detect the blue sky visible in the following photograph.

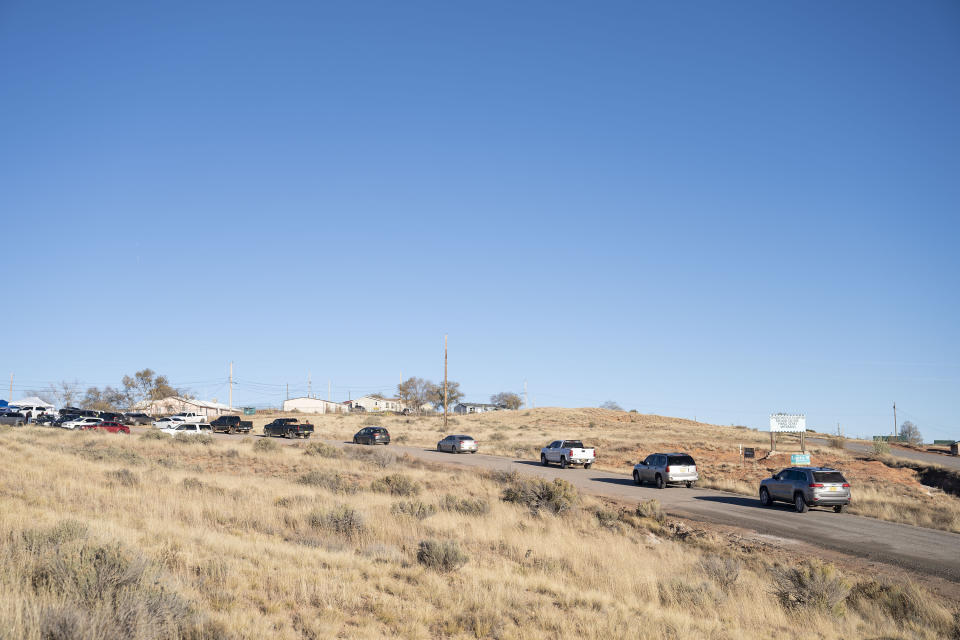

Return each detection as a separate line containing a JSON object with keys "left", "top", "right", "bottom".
{"left": 1, "top": 1, "right": 958, "bottom": 440}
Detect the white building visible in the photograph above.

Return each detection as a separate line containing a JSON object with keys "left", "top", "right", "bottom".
{"left": 136, "top": 396, "right": 238, "bottom": 418}
{"left": 349, "top": 395, "right": 406, "bottom": 413}
{"left": 282, "top": 397, "right": 349, "bottom": 414}
{"left": 453, "top": 402, "right": 503, "bottom": 415}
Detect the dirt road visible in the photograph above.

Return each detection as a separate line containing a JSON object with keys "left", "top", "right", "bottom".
{"left": 141, "top": 428, "right": 960, "bottom": 582}
{"left": 807, "top": 436, "right": 960, "bottom": 471}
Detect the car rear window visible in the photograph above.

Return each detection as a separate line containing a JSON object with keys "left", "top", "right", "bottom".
{"left": 813, "top": 471, "right": 847, "bottom": 483}
{"left": 668, "top": 455, "right": 696, "bottom": 466}
{"left": 564, "top": 441, "right": 585, "bottom": 448}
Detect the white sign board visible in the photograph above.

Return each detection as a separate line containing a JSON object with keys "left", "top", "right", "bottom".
{"left": 770, "top": 413, "right": 806, "bottom": 433}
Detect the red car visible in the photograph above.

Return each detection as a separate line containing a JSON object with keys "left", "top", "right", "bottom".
{"left": 81, "top": 421, "right": 130, "bottom": 434}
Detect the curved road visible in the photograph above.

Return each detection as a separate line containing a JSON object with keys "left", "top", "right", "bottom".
{"left": 139, "top": 428, "right": 960, "bottom": 582}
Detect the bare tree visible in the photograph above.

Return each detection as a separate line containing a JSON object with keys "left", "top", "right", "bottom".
{"left": 490, "top": 392, "right": 522, "bottom": 410}
{"left": 899, "top": 420, "right": 923, "bottom": 446}
{"left": 599, "top": 400, "right": 623, "bottom": 411}
{"left": 429, "top": 380, "right": 463, "bottom": 413}
{"left": 40, "top": 381, "right": 80, "bottom": 408}
{"left": 397, "top": 377, "right": 432, "bottom": 415}
{"left": 121, "top": 369, "right": 179, "bottom": 408}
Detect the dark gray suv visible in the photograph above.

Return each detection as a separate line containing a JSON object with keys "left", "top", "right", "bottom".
{"left": 759, "top": 467, "right": 851, "bottom": 513}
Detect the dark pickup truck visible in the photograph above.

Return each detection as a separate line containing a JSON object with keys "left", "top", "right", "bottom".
{"left": 263, "top": 418, "right": 314, "bottom": 439}
{"left": 210, "top": 415, "right": 254, "bottom": 434}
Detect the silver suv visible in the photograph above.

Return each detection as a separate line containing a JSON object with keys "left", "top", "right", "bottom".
{"left": 633, "top": 453, "right": 698, "bottom": 489}
{"left": 759, "top": 467, "right": 851, "bottom": 513}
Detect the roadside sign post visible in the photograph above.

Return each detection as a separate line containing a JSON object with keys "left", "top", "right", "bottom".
{"left": 791, "top": 453, "right": 811, "bottom": 465}
{"left": 770, "top": 413, "right": 807, "bottom": 453}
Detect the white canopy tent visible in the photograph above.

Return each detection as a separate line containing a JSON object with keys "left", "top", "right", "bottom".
{"left": 13, "top": 396, "right": 54, "bottom": 409}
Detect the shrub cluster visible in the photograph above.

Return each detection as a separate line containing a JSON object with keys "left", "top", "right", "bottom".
{"left": 8, "top": 521, "right": 195, "bottom": 639}
{"left": 109, "top": 468, "right": 140, "bottom": 487}
{"left": 440, "top": 494, "right": 490, "bottom": 517}
{"left": 635, "top": 499, "right": 665, "bottom": 522}
{"left": 699, "top": 555, "right": 741, "bottom": 591}
{"left": 370, "top": 473, "right": 421, "bottom": 496}
{"left": 500, "top": 475, "right": 578, "bottom": 515}
{"left": 416, "top": 539, "right": 468, "bottom": 572}
{"left": 173, "top": 433, "right": 213, "bottom": 446}
{"left": 139, "top": 430, "right": 168, "bottom": 441}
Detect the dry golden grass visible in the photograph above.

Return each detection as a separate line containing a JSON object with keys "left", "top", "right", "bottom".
{"left": 0, "top": 424, "right": 957, "bottom": 639}
{"left": 261, "top": 407, "right": 960, "bottom": 533}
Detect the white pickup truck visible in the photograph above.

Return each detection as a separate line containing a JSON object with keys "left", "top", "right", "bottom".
{"left": 159, "top": 423, "right": 212, "bottom": 437}
{"left": 540, "top": 440, "right": 595, "bottom": 469}
{"left": 172, "top": 412, "right": 205, "bottom": 424}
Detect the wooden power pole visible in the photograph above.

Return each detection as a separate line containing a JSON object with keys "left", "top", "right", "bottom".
{"left": 229, "top": 362, "right": 233, "bottom": 409}
{"left": 893, "top": 402, "right": 897, "bottom": 438}
{"left": 443, "top": 334, "right": 448, "bottom": 429}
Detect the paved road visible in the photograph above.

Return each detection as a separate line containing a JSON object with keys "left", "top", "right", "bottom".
{"left": 138, "top": 428, "right": 960, "bottom": 581}
{"left": 808, "top": 436, "right": 960, "bottom": 471}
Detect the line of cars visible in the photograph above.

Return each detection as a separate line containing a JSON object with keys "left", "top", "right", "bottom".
{"left": 535, "top": 439, "right": 850, "bottom": 514}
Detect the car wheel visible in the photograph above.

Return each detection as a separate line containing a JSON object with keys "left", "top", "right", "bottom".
{"left": 633, "top": 471, "right": 642, "bottom": 485}
{"left": 655, "top": 474, "right": 664, "bottom": 489}
{"left": 759, "top": 487, "right": 771, "bottom": 506}
{"left": 686, "top": 481, "right": 694, "bottom": 488}
{"left": 353, "top": 437, "right": 359, "bottom": 444}
{"left": 541, "top": 454, "right": 548, "bottom": 466}
{"left": 583, "top": 462, "right": 592, "bottom": 469}
{"left": 560, "top": 457, "right": 568, "bottom": 469}
{"left": 833, "top": 505, "right": 846, "bottom": 513}
{"left": 794, "top": 493, "right": 808, "bottom": 513}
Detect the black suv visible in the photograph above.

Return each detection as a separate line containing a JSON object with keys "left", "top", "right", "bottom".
{"left": 353, "top": 426, "right": 390, "bottom": 445}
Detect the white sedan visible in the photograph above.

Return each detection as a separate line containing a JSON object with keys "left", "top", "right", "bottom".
{"left": 63, "top": 417, "right": 102, "bottom": 430}
{"left": 152, "top": 416, "right": 185, "bottom": 429}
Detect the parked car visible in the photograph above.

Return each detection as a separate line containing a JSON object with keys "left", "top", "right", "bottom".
{"left": 35, "top": 413, "right": 59, "bottom": 426}
{"left": 437, "top": 434, "right": 478, "bottom": 453}
{"left": 172, "top": 412, "right": 205, "bottom": 424}
{"left": 0, "top": 411, "right": 27, "bottom": 426}
{"left": 633, "top": 453, "right": 699, "bottom": 489}
{"left": 160, "top": 423, "right": 212, "bottom": 437}
{"left": 264, "top": 418, "right": 314, "bottom": 439}
{"left": 124, "top": 412, "right": 153, "bottom": 425}
{"left": 63, "top": 417, "right": 103, "bottom": 430}
{"left": 82, "top": 421, "right": 130, "bottom": 434}
{"left": 99, "top": 412, "right": 125, "bottom": 424}
{"left": 540, "top": 440, "right": 595, "bottom": 468}
{"left": 759, "top": 467, "right": 851, "bottom": 513}
{"left": 209, "top": 415, "right": 253, "bottom": 434}
{"left": 353, "top": 426, "right": 390, "bottom": 445}
{"left": 11, "top": 405, "right": 50, "bottom": 422}
{"left": 152, "top": 416, "right": 186, "bottom": 429}
{"left": 351, "top": 405, "right": 366, "bottom": 413}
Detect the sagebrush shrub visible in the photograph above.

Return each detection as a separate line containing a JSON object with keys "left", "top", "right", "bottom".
{"left": 772, "top": 560, "right": 850, "bottom": 616}
{"left": 140, "top": 430, "right": 167, "bottom": 441}
{"left": 635, "top": 499, "right": 665, "bottom": 522}
{"left": 699, "top": 555, "right": 741, "bottom": 591}
{"left": 297, "top": 471, "right": 358, "bottom": 494}
{"left": 303, "top": 442, "right": 342, "bottom": 458}
{"left": 253, "top": 438, "right": 278, "bottom": 452}
{"left": 109, "top": 468, "right": 140, "bottom": 487}
{"left": 440, "top": 494, "right": 490, "bottom": 516}
{"left": 391, "top": 500, "right": 437, "bottom": 520}
{"left": 500, "top": 476, "right": 577, "bottom": 515}
{"left": 371, "top": 473, "right": 421, "bottom": 496}
{"left": 310, "top": 506, "right": 366, "bottom": 540}
{"left": 417, "top": 539, "right": 467, "bottom": 572}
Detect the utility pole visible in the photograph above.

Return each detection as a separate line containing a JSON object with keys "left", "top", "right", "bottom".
{"left": 308, "top": 371, "right": 312, "bottom": 399}
{"left": 524, "top": 380, "right": 528, "bottom": 410}
{"left": 286, "top": 383, "right": 289, "bottom": 401}
{"left": 443, "top": 334, "right": 448, "bottom": 429}
{"left": 893, "top": 402, "right": 898, "bottom": 438}
{"left": 8, "top": 373, "right": 12, "bottom": 402}
{"left": 327, "top": 379, "right": 331, "bottom": 402}
{"left": 229, "top": 362, "right": 233, "bottom": 409}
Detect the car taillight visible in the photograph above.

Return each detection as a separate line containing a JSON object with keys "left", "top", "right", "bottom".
{"left": 842, "top": 483, "right": 850, "bottom": 487}
{"left": 665, "top": 466, "right": 671, "bottom": 473}
{"left": 809, "top": 483, "right": 824, "bottom": 488}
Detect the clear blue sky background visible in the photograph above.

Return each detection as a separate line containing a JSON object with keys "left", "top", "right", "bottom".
{"left": 1, "top": 1, "right": 958, "bottom": 439}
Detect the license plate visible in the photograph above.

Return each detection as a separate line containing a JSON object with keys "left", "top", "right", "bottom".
{"left": 830, "top": 487, "right": 840, "bottom": 492}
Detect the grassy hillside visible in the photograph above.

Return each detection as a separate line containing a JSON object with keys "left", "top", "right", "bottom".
{"left": 0, "top": 425, "right": 956, "bottom": 639}
{"left": 260, "top": 407, "right": 960, "bottom": 533}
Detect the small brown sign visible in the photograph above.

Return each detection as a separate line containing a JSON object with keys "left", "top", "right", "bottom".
{"left": 743, "top": 447, "right": 755, "bottom": 459}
